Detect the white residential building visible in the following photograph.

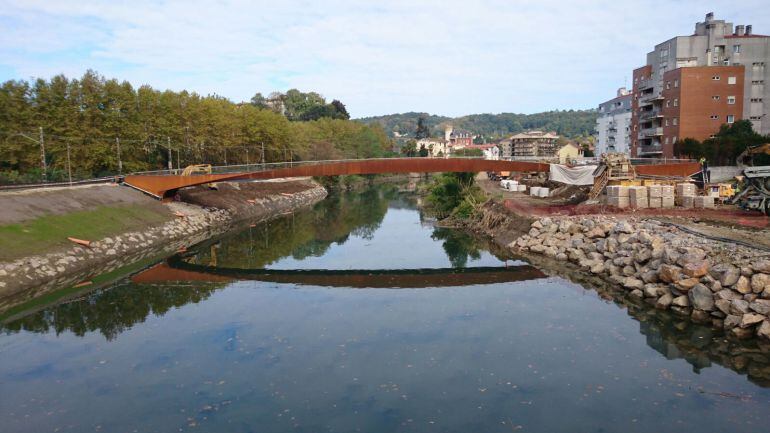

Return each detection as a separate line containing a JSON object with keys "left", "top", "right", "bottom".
{"left": 596, "top": 88, "right": 633, "bottom": 155}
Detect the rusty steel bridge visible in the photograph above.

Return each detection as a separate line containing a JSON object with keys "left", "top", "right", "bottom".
{"left": 123, "top": 157, "right": 702, "bottom": 198}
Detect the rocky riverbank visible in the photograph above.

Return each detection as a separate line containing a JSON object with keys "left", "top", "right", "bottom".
{"left": 470, "top": 201, "right": 770, "bottom": 340}
{"left": 0, "top": 181, "right": 327, "bottom": 311}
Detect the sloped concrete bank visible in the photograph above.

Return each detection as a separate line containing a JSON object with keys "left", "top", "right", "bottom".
{"left": 468, "top": 201, "right": 770, "bottom": 340}
{"left": 0, "top": 182, "right": 327, "bottom": 312}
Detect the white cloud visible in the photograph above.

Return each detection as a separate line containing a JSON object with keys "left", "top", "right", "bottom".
{"left": 1, "top": 0, "right": 769, "bottom": 117}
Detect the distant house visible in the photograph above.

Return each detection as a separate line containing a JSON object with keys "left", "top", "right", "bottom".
{"left": 509, "top": 131, "right": 560, "bottom": 158}
{"left": 463, "top": 143, "right": 500, "bottom": 160}
{"left": 417, "top": 138, "right": 449, "bottom": 157}
{"left": 556, "top": 143, "right": 583, "bottom": 163}
{"left": 444, "top": 126, "right": 473, "bottom": 149}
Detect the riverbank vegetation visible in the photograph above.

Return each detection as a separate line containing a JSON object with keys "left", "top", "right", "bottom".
{"left": 425, "top": 173, "right": 485, "bottom": 220}
{"left": 0, "top": 70, "right": 392, "bottom": 183}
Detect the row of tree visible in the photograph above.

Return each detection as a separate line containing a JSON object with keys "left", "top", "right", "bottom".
{"left": 0, "top": 70, "right": 391, "bottom": 183}
{"left": 357, "top": 110, "right": 598, "bottom": 140}
{"left": 673, "top": 120, "right": 770, "bottom": 165}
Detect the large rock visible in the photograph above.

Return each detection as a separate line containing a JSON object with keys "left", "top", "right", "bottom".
{"left": 585, "top": 227, "right": 606, "bottom": 239}
{"left": 734, "top": 276, "right": 752, "bottom": 294}
{"left": 658, "top": 264, "right": 682, "bottom": 283}
{"left": 688, "top": 284, "right": 714, "bottom": 311}
{"left": 715, "top": 289, "right": 742, "bottom": 301}
{"left": 750, "top": 299, "right": 770, "bottom": 315}
{"left": 623, "top": 277, "right": 645, "bottom": 290}
{"left": 724, "top": 314, "right": 742, "bottom": 329}
{"left": 754, "top": 260, "right": 770, "bottom": 274}
{"left": 729, "top": 299, "right": 750, "bottom": 315}
{"left": 740, "top": 313, "right": 766, "bottom": 328}
{"left": 531, "top": 220, "right": 543, "bottom": 230}
{"left": 715, "top": 299, "right": 731, "bottom": 315}
{"left": 656, "top": 293, "right": 673, "bottom": 310}
{"left": 613, "top": 221, "right": 634, "bottom": 234}
{"left": 676, "top": 278, "right": 700, "bottom": 291}
{"left": 682, "top": 260, "right": 709, "bottom": 278}
{"left": 757, "top": 321, "right": 770, "bottom": 340}
{"left": 720, "top": 266, "right": 741, "bottom": 287}
{"left": 672, "top": 295, "right": 690, "bottom": 308}
{"left": 640, "top": 270, "right": 659, "bottom": 284}
{"left": 751, "top": 273, "right": 770, "bottom": 293}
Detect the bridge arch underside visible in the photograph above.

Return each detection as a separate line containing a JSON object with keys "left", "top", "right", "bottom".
{"left": 122, "top": 158, "right": 701, "bottom": 198}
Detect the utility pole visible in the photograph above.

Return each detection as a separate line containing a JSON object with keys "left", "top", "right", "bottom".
{"left": 245, "top": 147, "right": 250, "bottom": 168}
{"left": 261, "top": 142, "right": 265, "bottom": 169}
{"left": 39, "top": 127, "right": 47, "bottom": 182}
{"left": 65, "top": 140, "right": 72, "bottom": 185}
{"left": 115, "top": 137, "right": 123, "bottom": 174}
{"left": 166, "top": 136, "right": 173, "bottom": 172}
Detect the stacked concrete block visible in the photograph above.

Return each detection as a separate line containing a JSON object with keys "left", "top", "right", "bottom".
{"left": 606, "top": 185, "right": 630, "bottom": 209}
{"left": 629, "top": 186, "right": 648, "bottom": 209}
{"left": 538, "top": 187, "right": 549, "bottom": 198}
{"left": 680, "top": 196, "right": 695, "bottom": 208}
{"left": 647, "top": 185, "right": 662, "bottom": 199}
{"left": 662, "top": 196, "right": 675, "bottom": 208}
{"left": 530, "top": 186, "right": 541, "bottom": 197}
{"left": 518, "top": 184, "right": 527, "bottom": 192}
{"left": 649, "top": 197, "right": 662, "bottom": 208}
{"left": 662, "top": 185, "right": 675, "bottom": 198}
{"left": 675, "top": 183, "right": 696, "bottom": 206}
{"left": 694, "top": 196, "right": 715, "bottom": 209}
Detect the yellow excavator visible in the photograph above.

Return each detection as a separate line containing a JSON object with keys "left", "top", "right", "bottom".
{"left": 181, "top": 164, "right": 218, "bottom": 190}
{"left": 731, "top": 143, "right": 770, "bottom": 215}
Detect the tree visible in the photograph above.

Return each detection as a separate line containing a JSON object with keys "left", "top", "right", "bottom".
{"left": 250, "top": 92, "right": 269, "bottom": 109}
{"left": 401, "top": 139, "right": 417, "bottom": 157}
{"left": 330, "top": 100, "right": 350, "bottom": 120}
{"left": 418, "top": 144, "right": 429, "bottom": 157}
{"left": 415, "top": 116, "right": 430, "bottom": 139}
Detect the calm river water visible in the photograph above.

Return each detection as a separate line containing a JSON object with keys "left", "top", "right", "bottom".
{"left": 2, "top": 186, "right": 770, "bottom": 433}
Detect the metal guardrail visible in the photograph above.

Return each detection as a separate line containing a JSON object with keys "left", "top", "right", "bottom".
{"left": 0, "top": 176, "right": 122, "bottom": 192}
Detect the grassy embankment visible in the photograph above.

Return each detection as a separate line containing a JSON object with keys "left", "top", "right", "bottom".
{"left": 0, "top": 205, "right": 170, "bottom": 261}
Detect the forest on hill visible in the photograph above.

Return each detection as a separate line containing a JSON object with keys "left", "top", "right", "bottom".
{"left": 0, "top": 70, "right": 391, "bottom": 183}
{"left": 357, "top": 110, "right": 598, "bottom": 141}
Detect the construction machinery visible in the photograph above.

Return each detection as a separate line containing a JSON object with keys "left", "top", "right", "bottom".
{"left": 180, "top": 164, "right": 218, "bottom": 190}
{"left": 731, "top": 143, "right": 770, "bottom": 215}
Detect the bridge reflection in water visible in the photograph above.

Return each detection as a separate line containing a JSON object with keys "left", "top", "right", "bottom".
{"left": 131, "top": 257, "right": 546, "bottom": 289}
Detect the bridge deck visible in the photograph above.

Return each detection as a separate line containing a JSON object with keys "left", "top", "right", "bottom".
{"left": 123, "top": 158, "right": 701, "bottom": 198}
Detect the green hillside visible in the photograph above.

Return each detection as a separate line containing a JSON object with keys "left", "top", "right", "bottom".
{"left": 357, "top": 110, "right": 598, "bottom": 140}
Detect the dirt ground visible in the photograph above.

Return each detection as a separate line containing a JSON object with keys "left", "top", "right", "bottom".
{"left": 0, "top": 183, "right": 172, "bottom": 225}
{"left": 178, "top": 178, "right": 319, "bottom": 210}
{"left": 477, "top": 174, "right": 770, "bottom": 249}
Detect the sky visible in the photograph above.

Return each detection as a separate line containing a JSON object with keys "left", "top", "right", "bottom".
{"left": 1, "top": 1, "right": 768, "bottom": 118}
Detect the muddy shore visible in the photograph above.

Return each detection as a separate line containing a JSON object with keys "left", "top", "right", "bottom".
{"left": 0, "top": 180, "right": 327, "bottom": 312}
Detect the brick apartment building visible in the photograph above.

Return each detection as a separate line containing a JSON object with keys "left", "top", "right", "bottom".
{"left": 624, "top": 12, "right": 769, "bottom": 158}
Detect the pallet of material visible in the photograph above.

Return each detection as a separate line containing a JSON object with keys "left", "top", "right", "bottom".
{"left": 648, "top": 185, "right": 662, "bottom": 198}
{"left": 680, "top": 196, "right": 694, "bottom": 208}
{"left": 676, "top": 183, "right": 696, "bottom": 197}
{"left": 649, "top": 197, "right": 662, "bottom": 208}
{"left": 608, "top": 196, "right": 630, "bottom": 209}
{"left": 694, "top": 196, "right": 715, "bottom": 209}
{"left": 530, "top": 186, "right": 541, "bottom": 197}
{"left": 606, "top": 185, "right": 629, "bottom": 198}
{"left": 662, "top": 196, "right": 675, "bottom": 208}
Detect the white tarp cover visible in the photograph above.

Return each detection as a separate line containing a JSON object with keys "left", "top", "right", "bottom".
{"left": 549, "top": 164, "right": 598, "bottom": 186}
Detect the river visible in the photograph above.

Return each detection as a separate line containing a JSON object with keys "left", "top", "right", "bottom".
{"left": 2, "top": 185, "right": 770, "bottom": 432}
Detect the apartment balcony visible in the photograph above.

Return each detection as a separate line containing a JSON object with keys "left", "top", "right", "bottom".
{"left": 637, "top": 78, "right": 654, "bottom": 90}
{"left": 639, "top": 93, "right": 665, "bottom": 105}
{"left": 639, "top": 127, "right": 663, "bottom": 138}
{"left": 638, "top": 144, "right": 663, "bottom": 155}
{"left": 639, "top": 109, "right": 664, "bottom": 121}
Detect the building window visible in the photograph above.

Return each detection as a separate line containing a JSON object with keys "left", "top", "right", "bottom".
{"left": 674, "top": 80, "right": 679, "bottom": 87}
{"left": 751, "top": 98, "right": 764, "bottom": 102}
{"left": 665, "top": 137, "right": 669, "bottom": 144}
{"left": 673, "top": 98, "right": 678, "bottom": 107}
{"left": 673, "top": 118, "right": 678, "bottom": 126}
{"left": 672, "top": 136, "right": 678, "bottom": 144}
{"left": 712, "top": 75, "right": 721, "bottom": 80}
{"left": 710, "top": 115, "right": 719, "bottom": 120}
{"left": 728, "top": 76, "right": 737, "bottom": 84}
{"left": 733, "top": 45, "right": 741, "bottom": 53}
{"left": 753, "top": 80, "right": 765, "bottom": 84}
{"left": 727, "top": 96, "right": 736, "bottom": 104}
{"left": 665, "top": 119, "right": 669, "bottom": 126}
{"left": 727, "top": 115, "right": 735, "bottom": 124}
{"left": 712, "top": 95, "right": 720, "bottom": 100}
{"left": 666, "top": 100, "right": 671, "bottom": 107}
